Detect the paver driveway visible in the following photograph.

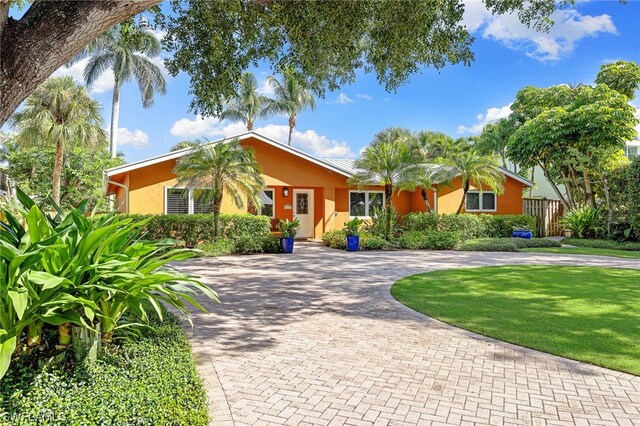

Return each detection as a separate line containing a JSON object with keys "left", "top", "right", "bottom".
{"left": 176, "top": 244, "right": 640, "bottom": 426}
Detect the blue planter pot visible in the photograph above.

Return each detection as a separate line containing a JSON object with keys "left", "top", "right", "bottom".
{"left": 280, "top": 237, "right": 295, "bottom": 253}
{"left": 512, "top": 230, "right": 533, "bottom": 239}
{"left": 346, "top": 235, "right": 360, "bottom": 251}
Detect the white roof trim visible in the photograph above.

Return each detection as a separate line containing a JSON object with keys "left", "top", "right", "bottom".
{"left": 496, "top": 167, "right": 533, "bottom": 187}
{"left": 106, "top": 131, "right": 354, "bottom": 178}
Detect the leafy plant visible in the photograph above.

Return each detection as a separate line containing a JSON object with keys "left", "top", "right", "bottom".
{"left": 343, "top": 217, "right": 364, "bottom": 237}
{"left": 561, "top": 206, "right": 603, "bottom": 238}
{"left": 277, "top": 218, "right": 300, "bottom": 238}
{"left": 398, "top": 231, "right": 460, "bottom": 250}
{"left": 321, "top": 230, "right": 347, "bottom": 250}
{"left": 368, "top": 206, "right": 398, "bottom": 240}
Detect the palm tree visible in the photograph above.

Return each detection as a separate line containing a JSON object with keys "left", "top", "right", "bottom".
{"left": 76, "top": 20, "right": 166, "bottom": 157}
{"left": 173, "top": 139, "right": 265, "bottom": 239}
{"left": 349, "top": 128, "right": 419, "bottom": 239}
{"left": 267, "top": 68, "right": 316, "bottom": 146}
{"left": 170, "top": 140, "right": 200, "bottom": 152}
{"left": 448, "top": 147, "right": 505, "bottom": 214}
{"left": 9, "top": 76, "right": 107, "bottom": 205}
{"left": 219, "top": 72, "right": 273, "bottom": 131}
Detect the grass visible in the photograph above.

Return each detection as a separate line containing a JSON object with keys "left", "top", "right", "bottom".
{"left": 522, "top": 246, "right": 640, "bottom": 259}
{"left": 391, "top": 266, "right": 640, "bottom": 375}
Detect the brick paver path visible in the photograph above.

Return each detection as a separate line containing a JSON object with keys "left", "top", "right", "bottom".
{"left": 177, "top": 244, "right": 640, "bottom": 426}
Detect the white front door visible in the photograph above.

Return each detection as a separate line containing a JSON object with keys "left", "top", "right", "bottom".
{"left": 293, "top": 189, "right": 314, "bottom": 238}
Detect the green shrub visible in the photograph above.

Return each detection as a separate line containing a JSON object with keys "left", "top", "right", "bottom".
{"left": 561, "top": 206, "right": 603, "bottom": 239}
{"left": 403, "top": 212, "right": 439, "bottom": 233}
{"left": 322, "top": 230, "right": 347, "bottom": 249}
{"left": 233, "top": 234, "right": 280, "bottom": 254}
{"left": 359, "top": 233, "right": 390, "bottom": 250}
{"left": 439, "top": 213, "right": 486, "bottom": 240}
{"left": 563, "top": 238, "right": 640, "bottom": 251}
{"left": 458, "top": 238, "right": 519, "bottom": 252}
{"left": 627, "top": 158, "right": 640, "bottom": 240}
{"left": 122, "top": 213, "right": 271, "bottom": 247}
{"left": 197, "top": 239, "right": 235, "bottom": 256}
{"left": 479, "top": 214, "right": 537, "bottom": 238}
{"left": 509, "top": 238, "right": 561, "bottom": 249}
{"left": 0, "top": 309, "right": 208, "bottom": 426}
{"left": 368, "top": 206, "right": 398, "bottom": 239}
{"left": 398, "top": 231, "right": 459, "bottom": 250}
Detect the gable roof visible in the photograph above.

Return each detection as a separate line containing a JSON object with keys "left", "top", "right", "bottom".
{"left": 106, "top": 131, "right": 354, "bottom": 178}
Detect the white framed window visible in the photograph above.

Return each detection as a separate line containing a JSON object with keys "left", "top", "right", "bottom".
{"left": 165, "top": 187, "right": 215, "bottom": 215}
{"left": 349, "top": 190, "right": 385, "bottom": 217}
{"left": 259, "top": 189, "right": 275, "bottom": 218}
{"left": 466, "top": 191, "right": 497, "bottom": 212}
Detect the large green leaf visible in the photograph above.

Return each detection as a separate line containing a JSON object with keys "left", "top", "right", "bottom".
{"left": 0, "top": 331, "right": 17, "bottom": 381}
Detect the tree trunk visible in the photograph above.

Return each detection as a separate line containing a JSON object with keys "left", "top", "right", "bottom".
{"left": 385, "top": 183, "right": 393, "bottom": 239}
{"left": 0, "top": 1, "right": 160, "bottom": 126}
{"left": 602, "top": 174, "right": 612, "bottom": 237}
{"left": 529, "top": 168, "right": 535, "bottom": 198}
{"left": 543, "top": 166, "right": 570, "bottom": 210}
{"left": 213, "top": 193, "right": 223, "bottom": 240}
{"left": 247, "top": 120, "right": 253, "bottom": 131}
{"left": 288, "top": 115, "right": 296, "bottom": 146}
{"left": 52, "top": 138, "right": 65, "bottom": 205}
{"left": 421, "top": 188, "right": 432, "bottom": 212}
{"left": 583, "top": 170, "right": 595, "bottom": 208}
{"left": 110, "top": 80, "right": 121, "bottom": 158}
{"left": 456, "top": 180, "right": 470, "bottom": 214}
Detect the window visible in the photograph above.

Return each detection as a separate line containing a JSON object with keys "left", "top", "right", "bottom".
{"left": 259, "top": 189, "right": 275, "bottom": 218}
{"left": 349, "top": 191, "right": 385, "bottom": 217}
{"left": 165, "top": 187, "right": 214, "bottom": 215}
{"left": 465, "top": 191, "right": 497, "bottom": 212}
{"left": 165, "top": 188, "right": 189, "bottom": 214}
{"left": 626, "top": 144, "right": 639, "bottom": 159}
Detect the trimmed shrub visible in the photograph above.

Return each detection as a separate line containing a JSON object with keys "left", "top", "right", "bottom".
{"left": 233, "top": 234, "right": 280, "bottom": 254}
{"left": 509, "top": 238, "right": 561, "bottom": 249}
{"left": 197, "top": 238, "right": 235, "bottom": 256}
{"left": 403, "top": 212, "right": 536, "bottom": 240}
{"left": 0, "top": 309, "right": 208, "bottom": 426}
{"left": 398, "top": 231, "right": 460, "bottom": 250}
{"left": 322, "top": 229, "right": 347, "bottom": 250}
{"left": 458, "top": 238, "right": 519, "bottom": 252}
{"left": 121, "top": 214, "right": 271, "bottom": 247}
{"left": 479, "top": 214, "right": 537, "bottom": 238}
{"left": 563, "top": 238, "right": 640, "bottom": 251}
{"left": 403, "top": 212, "right": 439, "bottom": 233}
{"left": 439, "top": 214, "right": 486, "bottom": 240}
{"left": 359, "top": 233, "right": 390, "bottom": 250}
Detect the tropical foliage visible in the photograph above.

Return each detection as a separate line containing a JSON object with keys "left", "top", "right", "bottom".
{"left": 75, "top": 19, "right": 166, "bottom": 157}
{"left": 8, "top": 77, "right": 107, "bottom": 205}
{"left": 0, "top": 189, "right": 218, "bottom": 381}
{"left": 173, "top": 139, "right": 265, "bottom": 240}
{"left": 267, "top": 68, "right": 316, "bottom": 145}
{"left": 277, "top": 218, "right": 300, "bottom": 238}
{"left": 219, "top": 72, "right": 273, "bottom": 131}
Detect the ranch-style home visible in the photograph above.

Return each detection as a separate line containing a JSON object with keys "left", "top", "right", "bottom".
{"left": 105, "top": 132, "right": 532, "bottom": 239}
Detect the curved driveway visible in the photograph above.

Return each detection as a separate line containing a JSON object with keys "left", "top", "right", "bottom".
{"left": 177, "top": 244, "right": 640, "bottom": 426}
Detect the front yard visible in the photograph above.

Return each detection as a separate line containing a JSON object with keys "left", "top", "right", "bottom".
{"left": 391, "top": 265, "right": 640, "bottom": 375}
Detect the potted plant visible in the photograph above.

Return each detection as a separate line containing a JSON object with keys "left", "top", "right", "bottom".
{"left": 344, "top": 217, "right": 364, "bottom": 251}
{"left": 277, "top": 218, "right": 300, "bottom": 253}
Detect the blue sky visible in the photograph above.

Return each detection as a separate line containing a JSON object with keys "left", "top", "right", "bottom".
{"left": 10, "top": 0, "right": 640, "bottom": 163}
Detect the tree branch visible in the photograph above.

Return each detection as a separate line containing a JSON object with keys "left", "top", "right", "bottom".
{"left": 0, "top": 0, "right": 160, "bottom": 126}
{"left": 0, "top": 0, "right": 9, "bottom": 40}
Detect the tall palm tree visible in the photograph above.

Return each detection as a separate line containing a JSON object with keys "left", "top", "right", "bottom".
{"left": 173, "top": 139, "right": 265, "bottom": 239}
{"left": 448, "top": 147, "right": 505, "bottom": 214}
{"left": 9, "top": 77, "right": 107, "bottom": 205}
{"left": 349, "top": 128, "right": 419, "bottom": 238}
{"left": 76, "top": 20, "right": 166, "bottom": 157}
{"left": 267, "top": 68, "right": 316, "bottom": 146}
{"left": 219, "top": 72, "right": 273, "bottom": 131}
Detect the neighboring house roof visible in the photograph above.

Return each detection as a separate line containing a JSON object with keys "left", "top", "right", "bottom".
{"left": 106, "top": 131, "right": 354, "bottom": 178}
{"left": 106, "top": 131, "right": 533, "bottom": 187}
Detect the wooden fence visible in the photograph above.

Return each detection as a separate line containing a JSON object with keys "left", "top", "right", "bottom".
{"left": 523, "top": 198, "right": 565, "bottom": 237}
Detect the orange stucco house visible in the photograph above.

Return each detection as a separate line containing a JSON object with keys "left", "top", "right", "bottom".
{"left": 105, "top": 132, "right": 532, "bottom": 239}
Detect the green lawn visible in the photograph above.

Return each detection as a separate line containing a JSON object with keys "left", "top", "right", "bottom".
{"left": 391, "top": 266, "right": 640, "bottom": 375}
{"left": 521, "top": 246, "right": 640, "bottom": 259}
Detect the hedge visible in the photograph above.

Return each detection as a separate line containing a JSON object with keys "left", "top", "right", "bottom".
{"left": 121, "top": 213, "right": 272, "bottom": 247}
{"left": 458, "top": 238, "right": 561, "bottom": 252}
{"left": 562, "top": 238, "right": 640, "bottom": 252}
{"left": 0, "top": 309, "right": 208, "bottom": 426}
{"left": 398, "top": 231, "right": 460, "bottom": 250}
{"left": 403, "top": 212, "right": 537, "bottom": 239}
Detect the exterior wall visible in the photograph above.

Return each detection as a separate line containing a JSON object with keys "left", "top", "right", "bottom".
{"left": 436, "top": 176, "right": 526, "bottom": 215}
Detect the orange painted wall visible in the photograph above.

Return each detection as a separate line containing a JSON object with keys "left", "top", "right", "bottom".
{"left": 436, "top": 176, "right": 525, "bottom": 215}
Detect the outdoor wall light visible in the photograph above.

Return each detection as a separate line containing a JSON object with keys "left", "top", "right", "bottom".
{"left": 282, "top": 187, "right": 289, "bottom": 197}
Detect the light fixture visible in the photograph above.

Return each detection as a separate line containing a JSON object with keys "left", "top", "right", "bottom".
{"left": 282, "top": 187, "right": 289, "bottom": 197}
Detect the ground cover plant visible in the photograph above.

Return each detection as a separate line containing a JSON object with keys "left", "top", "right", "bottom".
{"left": 458, "top": 237, "right": 561, "bottom": 252}
{"left": 521, "top": 246, "right": 640, "bottom": 259}
{"left": 391, "top": 266, "right": 640, "bottom": 375}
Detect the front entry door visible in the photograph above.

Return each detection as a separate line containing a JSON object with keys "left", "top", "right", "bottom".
{"left": 293, "top": 189, "right": 314, "bottom": 238}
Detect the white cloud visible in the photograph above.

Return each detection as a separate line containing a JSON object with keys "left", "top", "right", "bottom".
{"left": 52, "top": 56, "right": 169, "bottom": 94}
{"left": 169, "top": 115, "right": 354, "bottom": 158}
{"left": 334, "top": 93, "right": 354, "bottom": 105}
{"left": 114, "top": 127, "right": 150, "bottom": 148}
{"left": 356, "top": 94, "right": 372, "bottom": 101}
{"left": 462, "top": 2, "right": 617, "bottom": 62}
{"left": 457, "top": 103, "right": 512, "bottom": 134}
{"left": 259, "top": 78, "right": 275, "bottom": 96}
